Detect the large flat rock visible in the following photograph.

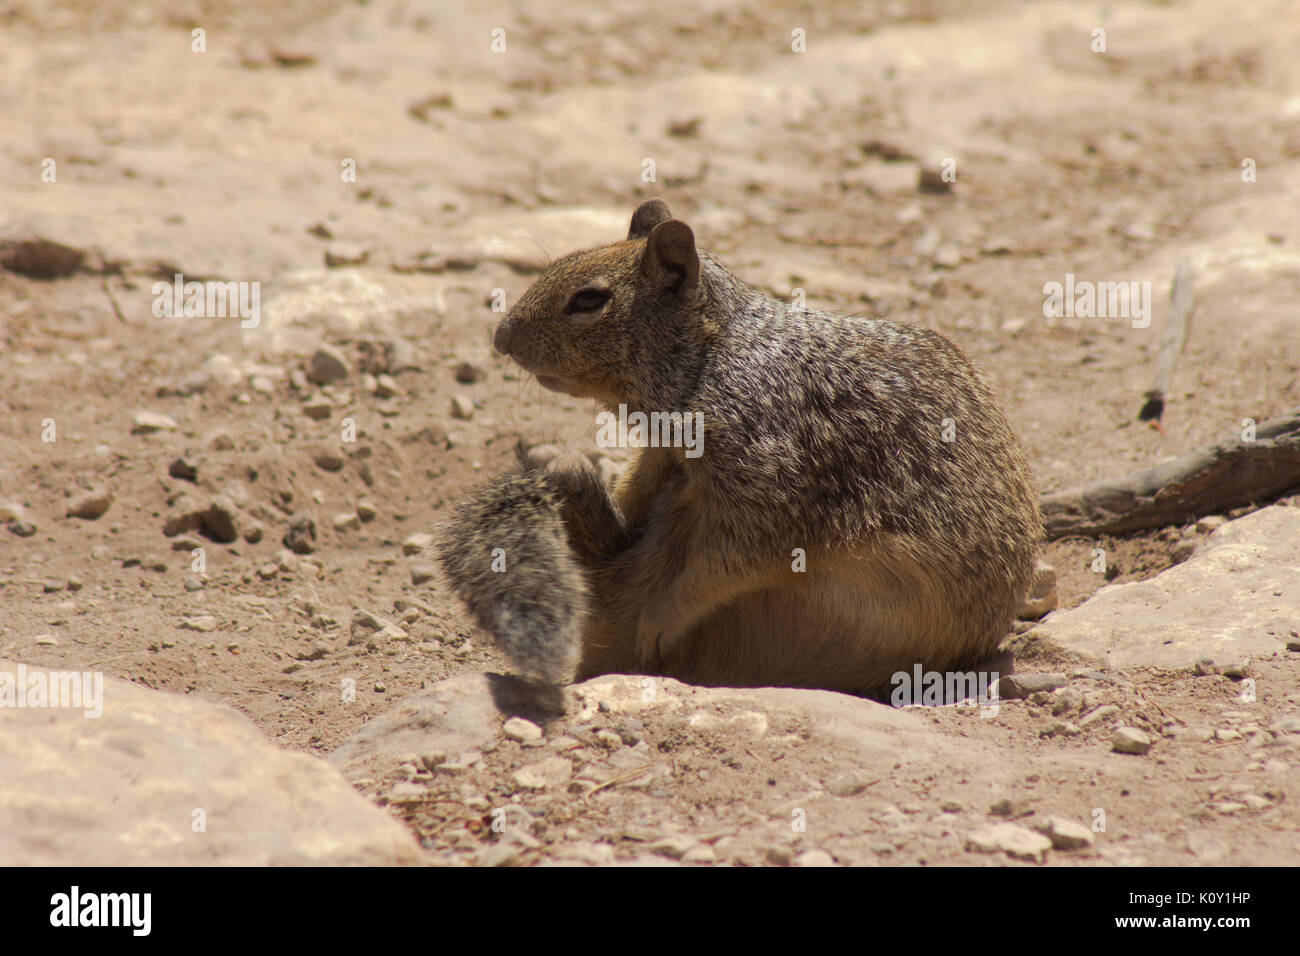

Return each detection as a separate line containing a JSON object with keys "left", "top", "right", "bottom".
{"left": 0, "top": 661, "right": 422, "bottom": 865}
{"left": 328, "top": 671, "right": 516, "bottom": 779}
{"left": 329, "top": 670, "right": 1042, "bottom": 793}
{"left": 1027, "top": 506, "right": 1300, "bottom": 671}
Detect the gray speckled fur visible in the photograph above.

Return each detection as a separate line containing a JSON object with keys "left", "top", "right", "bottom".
{"left": 436, "top": 471, "right": 589, "bottom": 685}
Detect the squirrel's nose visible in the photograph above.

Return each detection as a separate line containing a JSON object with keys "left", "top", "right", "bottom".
{"left": 493, "top": 317, "right": 515, "bottom": 356}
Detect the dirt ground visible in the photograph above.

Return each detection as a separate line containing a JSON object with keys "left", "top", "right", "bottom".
{"left": 1, "top": 0, "right": 1298, "bottom": 865}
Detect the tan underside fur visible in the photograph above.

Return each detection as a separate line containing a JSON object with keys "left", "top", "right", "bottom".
{"left": 576, "top": 533, "right": 1008, "bottom": 696}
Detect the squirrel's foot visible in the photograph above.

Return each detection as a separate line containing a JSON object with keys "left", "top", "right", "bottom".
{"left": 635, "top": 600, "right": 686, "bottom": 667}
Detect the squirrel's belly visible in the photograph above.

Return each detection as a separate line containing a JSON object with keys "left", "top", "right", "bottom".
{"left": 668, "top": 541, "right": 1015, "bottom": 695}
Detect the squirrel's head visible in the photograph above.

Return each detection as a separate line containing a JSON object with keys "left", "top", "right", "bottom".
{"left": 493, "top": 199, "right": 709, "bottom": 409}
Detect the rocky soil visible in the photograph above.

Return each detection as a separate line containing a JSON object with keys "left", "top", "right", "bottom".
{"left": 1, "top": 0, "right": 1298, "bottom": 865}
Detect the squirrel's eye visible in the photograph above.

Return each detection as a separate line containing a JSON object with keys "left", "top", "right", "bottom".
{"left": 565, "top": 287, "right": 610, "bottom": 313}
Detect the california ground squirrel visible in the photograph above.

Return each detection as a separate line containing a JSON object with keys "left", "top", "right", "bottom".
{"left": 439, "top": 199, "right": 1041, "bottom": 695}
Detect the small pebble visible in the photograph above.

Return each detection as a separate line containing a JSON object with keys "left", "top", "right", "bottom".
{"left": 450, "top": 395, "right": 475, "bottom": 420}
{"left": 1112, "top": 726, "right": 1152, "bottom": 755}
{"left": 503, "top": 717, "right": 543, "bottom": 742}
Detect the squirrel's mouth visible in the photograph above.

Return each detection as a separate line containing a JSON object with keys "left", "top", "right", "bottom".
{"left": 536, "top": 373, "right": 579, "bottom": 396}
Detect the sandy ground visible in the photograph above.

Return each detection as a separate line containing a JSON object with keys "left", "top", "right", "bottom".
{"left": 1, "top": 0, "right": 1298, "bottom": 865}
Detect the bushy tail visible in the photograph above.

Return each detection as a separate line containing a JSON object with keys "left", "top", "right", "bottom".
{"left": 436, "top": 471, "right": 590, "bottom": 685}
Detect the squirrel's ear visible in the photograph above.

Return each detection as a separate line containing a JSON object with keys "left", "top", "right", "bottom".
{"left": 628, "top": 199, "right": 672, "bottom": 239}
{"left": 641, "top": 219, "right": 699, "bottom": 293}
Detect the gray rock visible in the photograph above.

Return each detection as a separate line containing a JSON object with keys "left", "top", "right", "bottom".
{"left": 180, "top": 614, "right": 219, "bottom": 632}
{"left": 329, "top": 673, "right": 507, "bottom": 778}
{"left": 503, "top": 717, "right": 543, "bottom": 742}
{"left": 766, "top": 846, "right": 794, "bottom": 866}
{"left": 1079, "top": 704, "right": 1120, "bottom": 728}
{"left": 683, "top": 845, "right": 717, "bottom": 864}
{"left": 202, "top": 496, "right": 240, "bottom": 544}
{"left": 306, "top": 345, "right": 350, "bottom": 385}
{"left": 513, "top": 757, "right": 572, "bottom": 790}
{"left": 0, "top": 236, "right": 85, "bottom": 278}
{"left": 827, "top": 769, "right": 875, "bottom": 796}
{"left": 168, "top": 455, "right": 200, "bottom": 482}
{"left": 1027, "top": 507, "right": 1300, "bottom": 670}
{"left": 302, "top": 398, "right": 333, "bottom": 420}
{"left": 1051, "top": 687, "right": 1083, "bottom": 715}
{"left": 932, "top": 243, "right": 962, "bottom": 269}
{"left": 617, "top": 718, "right": 644, "bottom": 746}
{"left": 165, "top": 493, "right": 204, "bottom": 531}
{"left": 385, "top": 782, "right": 424, "bottom": 805}
{"left": 402, "top": 532, "right": 433, "bottom": 555}
{"left": 131, "top": 410, "right": 179, "bottom": 434}
{"left": 386, "top": 337, "right": 420, "bottom": 373}
{"left": 454, "top": 361, "right": 487, "bottom": 384}
{"left": 313, "top": 447, "right": 346, "bottom": 472}
{"left": 66, "top": 488, "right": 113, "bottom": 520}
{"left": 648, "top": 837, "right": 697, "bottom": 860}
{"left": 966, "top": 823, "right": 1052, "bottom": 862}
{"left": 995, "top": 672, "right": 1068, "bottom": 700}
{"left": 1112, "top": 726, "right": 1152, "bottom": 754}
{"left": 283, "top": 512, "right": 318, "bottom": 554}
{"left": 349, "top": 609, "right": 391, "bottom": 642}
{"left": 1032, "top": 815, "right": 1094, "bottom": 850}
{"left": 988, "top": 797, "right": 1025, "bottom": 817}
{"left": 450, "top": 395, "right": 475, "bottom": 420}
{"left": 0, "top": 660, "right": 420, "bottom": 865}
{"left": 207, "top": 429, "right": 236, "bottom": 450}
{"left": 1170, "top": 537, "right": 1198, "bottom": 564}
{"left": 1195, "top": 515, "right": 1228, "bottom": 534}
{"left": 324, "top": 244, "right": 369, "bottom": 268}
